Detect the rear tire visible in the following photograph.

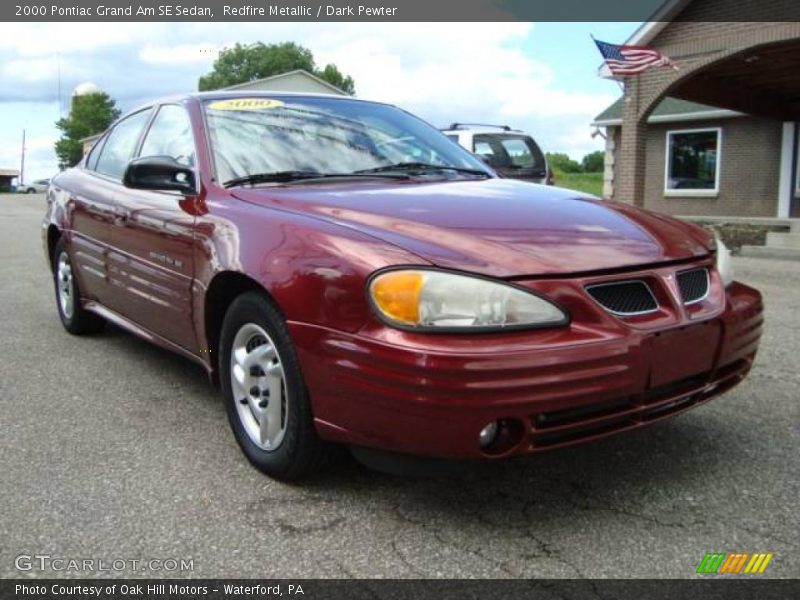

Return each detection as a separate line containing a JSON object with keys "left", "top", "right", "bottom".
{"left": 52, "top": 238, "right": 105, "bottom": 335}
{"left": 219, "top": 291, "right": 328, "bottom": 480}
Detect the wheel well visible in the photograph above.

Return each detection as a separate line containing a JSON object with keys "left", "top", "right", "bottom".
{"left": 46, "top": 225, "right": 61, "bottom": 272}
{"left": 204, "top": 272, "right": 267, "bottom": 385}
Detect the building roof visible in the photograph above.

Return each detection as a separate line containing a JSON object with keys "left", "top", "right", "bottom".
{"left": 592, "top": 96, "right": 742, "bottom": 126}
{"left": 0, "top": 168, "right": 20, "bottom": 177}
{"left": 80, "top": 133, "right": 103, "bottom": 144}
{"left": 223, "top": 69, "right": 348, "bottom": 96}
{"left": 626, "top": 0, "right": 694, "bottom": 46}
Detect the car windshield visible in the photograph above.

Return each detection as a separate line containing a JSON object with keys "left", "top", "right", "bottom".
{"left": 203, "top": 97, "right": 490, "bottom": 184}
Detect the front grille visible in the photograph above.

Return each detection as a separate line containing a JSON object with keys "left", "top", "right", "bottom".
{"left": 677, "top": 268, "right": 709, "bottom": 304}
{"left": 585, "top": 280, "right": 658, "bottom": 316}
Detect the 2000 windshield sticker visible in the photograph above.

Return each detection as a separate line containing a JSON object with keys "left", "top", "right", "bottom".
{"left": 208, "top": 98, "right": 285, "bottom": 111}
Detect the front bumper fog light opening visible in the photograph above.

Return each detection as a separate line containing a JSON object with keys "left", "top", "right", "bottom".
{"left": 478, "top": 421, "right": 499, "bottom": 449}
{"left": 478, "top": 418, "right": 524, "bottom": 455}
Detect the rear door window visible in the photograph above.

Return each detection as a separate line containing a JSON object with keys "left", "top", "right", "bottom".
{"left": 84, "top": 135, "right": 106, "bottom": 171}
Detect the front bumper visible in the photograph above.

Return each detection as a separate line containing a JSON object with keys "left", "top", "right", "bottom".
{"left": 290, "top": 275, "right": 763, "bottom": 459}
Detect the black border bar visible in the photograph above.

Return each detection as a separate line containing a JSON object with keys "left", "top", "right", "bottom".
{"left": 3, "top": 579, "right": 799, "bottom": 600}
{"left": 5, "top": 0, "right": 800, "bottom": 22}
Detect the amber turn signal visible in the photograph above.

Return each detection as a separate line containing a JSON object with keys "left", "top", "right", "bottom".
{"left": 370, "top": 271, "right": 424, "bottom": 325}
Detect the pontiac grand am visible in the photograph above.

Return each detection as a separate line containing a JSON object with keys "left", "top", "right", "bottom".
{"left": 43, "top": 93, "right": 763, "bottom": 480}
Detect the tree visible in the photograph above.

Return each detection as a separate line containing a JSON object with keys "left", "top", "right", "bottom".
{"left": 581, "top": 150, "right": 605, "bottom": 173}
{"left": 198, "top": 42, "right": 356, "bottom": 95}
{"left": 546, "top": 152, "right": 581, "bottom": 174}
{"left": 54, "top": 93, "right": 120, "bottom": 170}
{"left": 315, "top": 63, "right": 356, "bottom": 96}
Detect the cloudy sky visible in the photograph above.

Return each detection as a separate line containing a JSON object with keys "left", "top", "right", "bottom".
{"left": 0, "top": 22, "right": 638, "bottom": 182}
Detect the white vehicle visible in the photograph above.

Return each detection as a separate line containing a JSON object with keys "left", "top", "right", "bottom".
{"left": 441, "top": 123, "right": 553, "bottom": 185}
{"left": 18, "top": 178, "right": 50, "bottom": 194}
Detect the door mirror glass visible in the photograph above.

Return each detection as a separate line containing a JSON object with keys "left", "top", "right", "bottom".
{"left": 123, "top": 156, "right": 197, "bottom": 195}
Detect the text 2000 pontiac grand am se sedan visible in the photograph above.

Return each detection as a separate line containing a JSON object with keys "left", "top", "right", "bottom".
{"left": 43, "top": 93, "right": 763, "bottom": 480}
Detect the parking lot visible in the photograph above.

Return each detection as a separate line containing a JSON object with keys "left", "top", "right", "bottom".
{"left": 0, "top": 193, "right": 797, "bottom": 578}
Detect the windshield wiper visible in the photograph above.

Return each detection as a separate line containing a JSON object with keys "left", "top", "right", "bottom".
{"left": 223, "top": 170, "right": 409, "bottom": 188}
{"left": 353, "top": 162, "right": 490, "bottom": 177}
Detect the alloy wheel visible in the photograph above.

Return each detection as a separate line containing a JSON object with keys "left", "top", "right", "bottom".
{"left": 57, "top": 252, "right": 74, "bottom": 320}
{"left": 229, "top": 323, "right": 289, "bottom": 451}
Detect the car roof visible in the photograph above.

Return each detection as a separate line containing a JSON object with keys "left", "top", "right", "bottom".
{"left": 442, "top": 126, "right": 528, "bottom": 135}
{"left": 125, "top": 90, "right": 391, "bottom": 115}
{"left": 192, "top": 90, "right": 361, "bottom": 101}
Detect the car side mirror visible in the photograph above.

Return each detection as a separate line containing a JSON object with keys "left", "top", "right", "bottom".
{"left": 123, "top": 156, "right": 197, "bottom": 196}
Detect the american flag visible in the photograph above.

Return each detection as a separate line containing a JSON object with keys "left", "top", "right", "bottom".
{"left": 594, "top": 39, "right": 677, "bottom": 76}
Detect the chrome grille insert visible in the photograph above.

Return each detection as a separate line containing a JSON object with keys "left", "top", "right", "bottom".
{"left": 585, "top": 280, "right": 658, "bottom": 316}
{"left": 677, "top": 268, "right": 710, "bottom": 305}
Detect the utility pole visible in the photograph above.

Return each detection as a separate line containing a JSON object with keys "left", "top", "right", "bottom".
{"left": 57, "top": 52, "right": 62, "bottom": 118}
{"left": 20, "top": 129, "right": 26, "bottom": 187}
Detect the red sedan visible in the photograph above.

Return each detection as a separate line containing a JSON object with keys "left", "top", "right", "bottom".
{"left": 43, "top": 93, "right": 763, "bottom": 480}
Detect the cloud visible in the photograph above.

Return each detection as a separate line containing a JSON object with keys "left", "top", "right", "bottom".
{"left": 0, "top": 23, "right": 160, "bottom": 57}
{"left": 309, "top": 23, "right": 613, "bottom": 158}
{"left": 0, "top": 130, "right": 58, "bottom": 182}
{"left": 139, "top": 43, "right": 221, "bottom": 65}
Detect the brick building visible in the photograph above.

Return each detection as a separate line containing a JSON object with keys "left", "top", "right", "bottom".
{"left": 594, "top": 0, "right": 800, "bottom": 219}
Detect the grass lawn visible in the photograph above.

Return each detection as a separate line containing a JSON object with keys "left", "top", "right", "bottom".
{"left": 551, "top": 170, "right": 604, "bottom": 197}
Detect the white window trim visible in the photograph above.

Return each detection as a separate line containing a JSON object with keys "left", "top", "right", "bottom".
{"left": 664, "top": 127, "right": 722, "bottom": 197}
{"left": 795, "top": 132, "right": 800, "bottom": 196}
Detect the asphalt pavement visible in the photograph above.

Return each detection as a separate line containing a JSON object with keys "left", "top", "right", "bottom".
{"left": 1, "top": 193, "right": 797, "bottom": 579}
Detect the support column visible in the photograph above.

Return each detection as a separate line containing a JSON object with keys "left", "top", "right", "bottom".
{"left": 776, "top": 122, "right": 796, "bottom": 218}
{"left": 617, "top": 77, "right": 648, "bottom": 208}
{"left": 602, "top": 129, "right": 615, "bottom": 199}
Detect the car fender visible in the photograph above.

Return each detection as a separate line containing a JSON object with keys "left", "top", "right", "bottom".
{"left": 193, "top": 196, "right": 431, "bottom": 347}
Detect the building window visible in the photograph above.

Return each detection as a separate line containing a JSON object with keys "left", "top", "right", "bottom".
{"left": 664, "top": 128, "right": 721, "bottom": 195}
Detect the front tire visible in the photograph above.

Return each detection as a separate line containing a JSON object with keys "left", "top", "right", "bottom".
{"left": 53, "top": 238, "right": 105, "bottom": 334}
{"left": 219, "top": 291, "right": 328, "bottom": 480}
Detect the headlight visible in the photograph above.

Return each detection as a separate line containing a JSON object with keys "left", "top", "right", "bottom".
{"left": 368, "top": 269, "right": 568, "bottom": 331}
{"left": 714, "top": 236, "right": 734, "bottom": 287}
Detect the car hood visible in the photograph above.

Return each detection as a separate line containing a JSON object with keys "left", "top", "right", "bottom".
{"left": 231, "top": 178, "right": 712, "bottom": 277}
